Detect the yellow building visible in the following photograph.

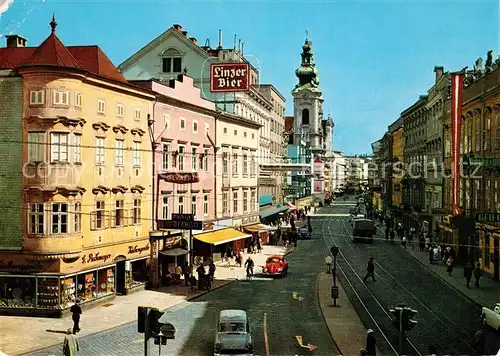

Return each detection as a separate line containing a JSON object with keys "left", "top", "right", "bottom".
{"left": 391, "top": 125, "right": 404, "bottom": 209}
{"left": 0, "top": 19, "right": 155, "bottom": 315}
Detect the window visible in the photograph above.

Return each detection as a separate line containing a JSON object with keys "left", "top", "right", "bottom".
{"left": 162, "top": 144, "right": 169, "bottom": 170}
{"left": 162, "top": 195, "right": 169, "bottom": 219}
{"left": 96, "top": 137, "right": 105, "bottom": 165}
{"left": 223, "top": 127, "right": 228, "bottom": 134}
{"left": 250, "top": 153, "right": 256, "bottom": 175}
{"left": 232, "top": 152, "right": 238, "bottom": 176}
{"left": 191, "top": 147, "right": 198, "bottom": 171}
{"left": 162, "top": 56, "right": 182, "bottom": 73}
{"left": 29, "top": 203, "right": 44, "bottom": 234}
{"left": 251, "top": 190, "right": 256, "bottom": 212}
{"left": 180, "top": 118, "right": 186, "bottom": 130}
{"left": 53, "top": 90, "right": 69, "bottom": 106}
{"left": 203, "top": 148, "right": 209, "bottom": 171}
{"left": 164, "top": 113, "right": 170, "bottom": 128}
{"left": 234, "top": 130, "right": 237, "bottom": 136}
{"left": 115, "top": 200, "right": 125, "bottom": 227}
{"left": 252, "top": 133, "right": 255, "bottom": 139}
{"left": 191, "top": 196, "right": 197, "bottom": 216}
{"left": 222, "top": 152, "right": 229, "bottom": 175}
{"left": 133, "top": 142, "right": 141, "bottom": 166}
{"left": 73, "top": 134, "right": 82, "bottom": 163}
{"left": 302, "top": 108, "right": 310, "bottom": 125}
{"left": 134, "top": 108, "right": 141, "bottom": 121}
{"left": 115, "top": 139, "right": 124, "bottom": 165}
{"left": 475, "top": 117, "right": 481, "bottom": 152}
{"left": 133, "top": 199, "right": 141, "bottom": 224}
{"left": 28, "top": 132, "right": 44, "bottom": 162}
{"left": 94, "top": 201, "right": 105, "bottom": 229}
{"left": 244, "top": 132, "right": 247, "bottom": 138}
{"left": 233, "top": 190, "right": 238, "bottom": 214}
{"left": 178, "top": 196, "right": 184, "bottom": 214}
{"left": 75, "top": 93, "right": 82, "bottom": 107}
{"left": 204, "top": 194, "right": 209, "bottom": 215}
{"left": 50, "top": 132, "right": 69, "bottom": 162}
{"left": 117, "top": 104, "right": 124, "bottom": 118}
{"left": 193, "top": 121, "right": 198, "bottom": 133}
{"left": 30, "top": 90, "right": 45, "bottom": 105}
{"left": 222, "top": 192, "right": 228, "bottom": 215}
{"left": 52, "top": 203, "right": 68, "bottom": 234}
{"left": 97, "top": 100, "right": 106, "bottom": 114}
{"left": 178, "top": 145, "right": 185, "bottom": 171}
{"left": 243, "top": 153, "right": 248, "bottom": 175}
{"left": 72, "top": 202, "right": 82, "bottom": 233}
{"left": 243, "top": 190, "right": 248, "bottom": 212}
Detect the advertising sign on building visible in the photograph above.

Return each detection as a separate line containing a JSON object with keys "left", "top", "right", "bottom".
{"left": 158, "top": 172, "right": 199, "bottom": 184}
{"left": 210, "top": 63, "right": 250, "bottom": 92}
{"left": 313, "top": 158, "right": 324, "bottom": 175}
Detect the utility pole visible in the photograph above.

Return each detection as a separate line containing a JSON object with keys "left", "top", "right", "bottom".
{"left": 330, "top": 246, "right": 339, "bottom": 306}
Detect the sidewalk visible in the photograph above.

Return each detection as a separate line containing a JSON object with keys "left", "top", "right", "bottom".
{"left": 0, "top": 244, "right": 293, "bottom": 356}
{"left": 403, "top": 246, "right": 500, "bottom": 308}
{"left": 318, "top": 273, "right": 381, "bottom": 356}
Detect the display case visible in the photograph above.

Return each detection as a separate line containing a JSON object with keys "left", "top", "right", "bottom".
{"left": 60, "top": 277, "right": 76, "bottom": 309}
{"left": 97, "top": 267, "right": 115, "bottom": 298}
{"left": 77, "top": 272, "right": 96, "bottom": 303}
{"left": 0, "top": 276, "right": 36, "bottom": 308}
{"left": 37, "top": 277, "right": 60, "bottom": 309}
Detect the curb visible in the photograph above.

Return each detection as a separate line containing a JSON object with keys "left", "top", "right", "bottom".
{"left": 316, "top": 273, "right": 343, "bottom": 356}
{"left": 19, "top": 280, "right": 236, "bottom": 356}
{"left": 402, "top": 248, "right": 483, "bottom": 309}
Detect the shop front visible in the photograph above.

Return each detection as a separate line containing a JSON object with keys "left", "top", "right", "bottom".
{"left": 438, "top": 215, "right": 457, "bottom": 248}
{"left": 158, "top": 235, "right": 189, "bottom": 286}
{"left": 243, "top": 224, "right": 277, "bottom": 245}
{"left": 193, "top": 228, "right": 251, "bottom": 262}
{"left": 477, "top": 224, "right": 500, "bottom": 280}
{"left": 0, "top": 237, "right": 152, "bottom": 317}
{"left": 295, "top": 196, "right": 312, "bottom": 210}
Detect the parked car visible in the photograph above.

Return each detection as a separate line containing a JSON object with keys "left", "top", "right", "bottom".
{"left": 481, "top": 303, "right": 500, "bottom": 331}
{"left": 297, "top": 227, "right": 311, "bottom": 239}
{"left": 263, "top": 256, "right": 289, "bottom": 277}
{"left": 214, "top": 309, "right": 254, "bottom": 356}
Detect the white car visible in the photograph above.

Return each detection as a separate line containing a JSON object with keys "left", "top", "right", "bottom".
{"left": 481, "top": 303, "right": 500, "bottom": 331}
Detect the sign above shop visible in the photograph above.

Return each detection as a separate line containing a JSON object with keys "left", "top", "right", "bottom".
{"left": 0, "top": 259, "right": 43, "bottom": 272}
{"left": 82, "top": 252, "right": 112, "bottom": 264}
{"left": 210, "top": 63, "right": 250, "bottom": 92}
{"left": 128, "top": 243, "right": 150, "bottom": 255}
{"left": 158, "top": 219, "right": 203, "bottom": 230}
{"left": 158, "top": 172, "right": 199, "bottom": 184}
{"left": 172, "top": 213, "right": 194, "bottom": 221}
{"left": 476, "top": 212, "right": 500, "bottom": 224}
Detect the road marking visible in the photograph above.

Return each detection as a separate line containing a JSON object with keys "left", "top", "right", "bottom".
{"left": 264, "top": 312, "right": 270, "bottom": 356}
{"left": 292, "top": 291, "right": 304, "bottom": 301}
{"left": 295, "top": 335, "right": 318, "bottom": 352}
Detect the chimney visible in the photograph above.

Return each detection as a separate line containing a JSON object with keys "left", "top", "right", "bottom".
{"left": 434, "top": 66, "right": 444, "bottom": 83}
{"left": 189, "top": 37, "right": 198, "bottom": 45}
{"left": 181, "top": 31, "right": 188, "bottom": 37}
{"left": 238, "top": 39, "right": 241, "bottom": 52}
{"left": 218, "top": 29, "right": 222, "bottom": 49}
{"left": 172, "top": 24, "right": 182, "bottom": 32}
{"left": 233, "top": 34, "right": 237, "bottom": 49}
{"left": 6, "top": 35, "right": 27, "bottom": 48}
{"left": 241, "top": 42, "right": 245, "bottom": 56}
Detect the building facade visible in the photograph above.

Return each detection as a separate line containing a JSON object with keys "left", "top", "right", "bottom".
{"left": 388, "top": 118, "right": 404, "bottom": 219}
{"left": 331, "top": 151, "right": 347, "bottom": 193}
{"left": 0, "top": 20, "right": 155, "bottom": 315}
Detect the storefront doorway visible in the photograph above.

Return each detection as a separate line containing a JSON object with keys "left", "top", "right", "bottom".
{"left": 115, "top": 259, "right": 126, "bottom": 295}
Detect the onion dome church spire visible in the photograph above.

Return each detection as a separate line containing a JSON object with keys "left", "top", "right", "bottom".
{"left": 294, "top": 37, "right": 320, "bottom": 89}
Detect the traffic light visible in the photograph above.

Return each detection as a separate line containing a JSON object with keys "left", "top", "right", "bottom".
{"left": 153, "top": 335, "right": 167, "bottom": 345}
{"left": 401, "top": 307, "right": 418, "bottom": 331}
{"left": 389, "top": 307, "right": 403, "bottom": 331}
{"left": 138, "top": 306, "right": 148, "bottom": 333}
{"left": 148, "top": 307, "right": 165, "bottom": 335}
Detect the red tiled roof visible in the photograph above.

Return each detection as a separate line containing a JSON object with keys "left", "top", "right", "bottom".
{"left": 21, "top": 32, "right": 83, "bottom": 69}
{"left": 285, "top": 116, "right": 294, "bottom": 133}
{"left": 67, "top": 46, "right": 126, "bottom": 83}
{"left": 0, "top": 47, "right": 35, "bottom": 68}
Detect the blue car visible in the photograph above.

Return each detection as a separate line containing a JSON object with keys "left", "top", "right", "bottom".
{"left": 298, "top": 227, "right": 311, "bottom": 239}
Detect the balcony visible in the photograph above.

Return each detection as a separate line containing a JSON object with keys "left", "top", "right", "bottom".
{"left": 23, "top": 234, "right": 83, "bottom": 260}
{"left": 23, "top": 162, "right": 83, "bottom": 187}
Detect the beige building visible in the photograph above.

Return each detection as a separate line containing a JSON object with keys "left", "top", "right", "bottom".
{"left": 216, "top": 113, "right": 261, "bottom": 225}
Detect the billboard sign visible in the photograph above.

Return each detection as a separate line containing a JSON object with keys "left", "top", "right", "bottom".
{"left": 210, "top": 63, "right": 250, "bottom": 92}
{"left": 158, "top": 172, "right": 199, "bottom": 184}
{"left": 313, "top": 158, "right": 324, "bottom": 175}
{"left": 157, "top": 219, "right": 203, "bottom": 230}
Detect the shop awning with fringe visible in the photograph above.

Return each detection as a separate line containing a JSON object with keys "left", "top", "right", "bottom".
{"left": 194, "top": 228, "right": 251, "bottom": 246}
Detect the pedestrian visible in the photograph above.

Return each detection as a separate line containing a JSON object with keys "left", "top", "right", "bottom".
{"left": 464, "top": 263, "right": 473, "bottom": 288}
{"left": 363, "top": 257, "right": 376, "bottom": 282}
{"left": 428, "top": 246, "right": 434, "bottom": 264}
{"left": 384, "top": 227, "right": 389, "bottom": 242}
{"left": 359, "top": 348, "right": 367, "bottom": 356}
{"left": 365, "top": 329, "right": 376, "bottom": 356}
{"left": 401, "top": 235, "right": 407, "bottom": 249}
{"left": 62, "top": 328, "right": 79, "bottom": 356}
{"left": 208, "top": 259, "right": 216, "bottom": 282}
{"left": 390, "top": 230, "right": 395, "bottom": 245}
{"left": 473, "top": 263, "right": 483, "bottom": 288}
{"left": 175, "top": 264, "right": 182, "bottom": 284}
{"left": 446, "top": 256, "right": 454, "bottom": 276}
{"left": 183, "top": 262, "right": 191, "bottom": 286}
{"left": 70, "top": 301, "right": 82, "bottom": 334}
{"left": 473, "top": 329, "right": 485, "bottom": 355}
{"left": 196, "top": 263, "right": 205, "bottom": 290}
{"left": 244, "top": 256, "right": 254, "bottom": 279}
{"left": 257, "top": 237, "right": 262, "bottom": 253}
{"left": 419, "top": 237, "right": 425, "bottom": 252}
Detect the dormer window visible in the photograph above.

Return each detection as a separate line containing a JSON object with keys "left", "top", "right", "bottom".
{"left": 161, "top": 48, "right": 183, "bottom": 73}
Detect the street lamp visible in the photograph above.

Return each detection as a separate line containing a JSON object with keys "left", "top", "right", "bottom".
{"left": 330, "top": 245, "right": 339, "bottom": 306}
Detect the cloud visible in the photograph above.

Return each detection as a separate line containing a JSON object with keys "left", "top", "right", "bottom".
{"left": 0, "top": 0, "right": 14, "bottom": 15}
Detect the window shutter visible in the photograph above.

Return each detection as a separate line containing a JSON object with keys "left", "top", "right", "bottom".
{"left": 90, "top": 212, "right": 96, "bottom": 230}
{"left": 107, "top": 210, "right": 114, "bottom": 228}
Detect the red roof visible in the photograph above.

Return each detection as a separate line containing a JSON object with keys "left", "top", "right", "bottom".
{"left": 0, "top": 17, "right": 126, "bottom": 83}
{"left": 285, "top": 116, "right": 294, "bottom": 133}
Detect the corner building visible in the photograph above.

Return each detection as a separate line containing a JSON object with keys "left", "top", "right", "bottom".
{"left": 0, "top": 19, "right": 154, "bottom": 315}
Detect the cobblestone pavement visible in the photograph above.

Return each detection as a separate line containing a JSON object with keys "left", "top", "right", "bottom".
{"left": 314, "top": 201, "right": 500, "bottom": 356}
{"left": 32, "top": 240, "right": 340, "bottom": 356}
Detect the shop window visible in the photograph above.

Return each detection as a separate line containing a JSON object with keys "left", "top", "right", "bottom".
{"left": 97, "top": 267, "right": 115, "bottom": 298}
{"left": 60, "top": 277, "right": 76, "bottom": 309}
{"left": 204, "top": 194, "right": 209, "bottom": 216}
{"left": 126, "top": 259, "right": 148, "bottom": 290}
{"left": 37, "top": 277, "right": 59, "bottom": 309}
{"left": 162, "top": 195, "right": 169, "bottom": 219}
{"left": 115, "top": 200, "right": 125, "bottom": 227}
{"left": 133, "top": 199, "right": 141, "bottom": 224}
{"left": 179, "top": 196, "right": 184, "bottom": 214}
{"left": 77, "top": 272, "right": 96, "bottom": 302}
{"left": 29, "top": 203, "right": 44, "bottom": 234}
{"left": 191, "top": 196, "right": 197, "bottom": 217}
{"left": 52, "top": 203, "right": 68, "bottom": 234}
{"left": 74, "top": 202, "right": 82, "bottom": 233}
{"left": 0, "top": 276, "right": 36, "bottom": 308}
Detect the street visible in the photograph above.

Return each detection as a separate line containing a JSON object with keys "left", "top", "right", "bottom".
{"left": 32, "top": 237, "right": 340, "bottom": 356}
{"left": 315, "top": 201, "right": 500, "bottom": 356}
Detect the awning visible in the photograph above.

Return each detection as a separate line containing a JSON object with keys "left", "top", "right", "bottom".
{"left": 194, "top": 228, "right": 251, "bottom": 246}
{"left": 160, "top": 248, "right": 188, "bottom": 256}
{"left": 260, "top": 205, "right": 289, "bottom": 218}
{"left": 243, "top": 224, "right": 277, "bottom": 233}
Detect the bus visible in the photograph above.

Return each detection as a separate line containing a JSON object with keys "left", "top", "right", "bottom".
{"left": 352, "top": 219, "right": 376, "bottom": 244}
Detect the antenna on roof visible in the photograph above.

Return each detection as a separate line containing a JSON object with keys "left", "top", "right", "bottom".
{"left": 233, "top": 35, "right": 237, "bottom": 50}
{"left": 204, "top": 38, "right": 210, "bottom": 47}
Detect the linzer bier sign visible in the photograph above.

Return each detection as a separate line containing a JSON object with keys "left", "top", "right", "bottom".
{"left": 210, "top": 63, "right": 250, "bottom": 92}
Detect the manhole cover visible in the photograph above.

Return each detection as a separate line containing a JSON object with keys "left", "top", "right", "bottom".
{"left": 102, "top": 303, "right": 114, "bottom": 307}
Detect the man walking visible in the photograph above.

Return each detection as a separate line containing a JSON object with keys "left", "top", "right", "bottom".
{"left": 464, "top": 263, "right": 473, "bottom": 288}
{"left": 63, "top": 328, "right": 79, "bottom": 356}
{"left": 245, "top": 256, "right": 254, "bottom": 279}
{"left": 365, "top": 329, "right": 376, "bottom": 356}
{"left": 473, "top": 263, "right": 483, "bottom": 288}
{"left": 70, "top": 301, "right": 82, "bottom": 334}
{"left": 363, "top": 257, "right": 376, "bottom": 282}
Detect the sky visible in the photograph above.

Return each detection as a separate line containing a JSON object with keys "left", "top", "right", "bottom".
{"left": 0, "top": 0, "right": 498, "bottom": 155}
